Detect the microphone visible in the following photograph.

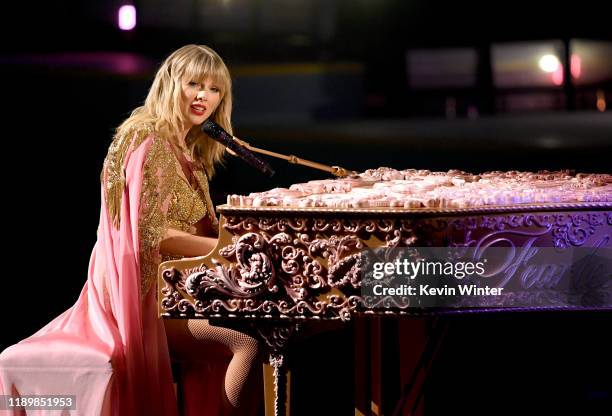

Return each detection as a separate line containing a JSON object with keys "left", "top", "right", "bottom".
{"left": 201, "top": 119, "right": 275, "bottom": 177}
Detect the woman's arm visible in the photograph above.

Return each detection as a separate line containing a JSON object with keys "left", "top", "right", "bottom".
{"left": 159, "top": 227, "right": 218, "bottom": 257}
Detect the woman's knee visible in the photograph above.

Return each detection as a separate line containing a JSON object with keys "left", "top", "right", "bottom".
{"left": 233, "top": 334, "right": 264, "bottom": 361}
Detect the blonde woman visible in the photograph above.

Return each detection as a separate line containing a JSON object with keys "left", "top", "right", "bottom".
{"left": 0, "top": 45, "right": 262, "bottom": 415}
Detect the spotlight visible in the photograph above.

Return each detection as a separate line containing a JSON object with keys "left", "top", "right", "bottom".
{"left": 538, "top": 54, "right": 560, "bottom": 73}
{"left": 118, "top": 5, "right": 137, "bottom": 31}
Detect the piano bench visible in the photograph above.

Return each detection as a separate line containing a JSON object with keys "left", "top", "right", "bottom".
{"left": 0, "top": 341, "right": 113, "bottom": 415}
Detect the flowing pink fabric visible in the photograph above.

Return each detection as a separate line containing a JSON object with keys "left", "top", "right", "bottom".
{"left": 0, "top": 135, "right": 218, "bottom": 415}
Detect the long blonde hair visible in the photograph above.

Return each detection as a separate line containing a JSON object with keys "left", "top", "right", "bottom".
{"left": 115, "top": 44, "right": 232, "bottom": 178}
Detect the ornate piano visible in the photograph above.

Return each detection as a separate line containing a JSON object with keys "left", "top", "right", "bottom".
{"left": 158, "top": 168, "right": 612, "bottom": 416}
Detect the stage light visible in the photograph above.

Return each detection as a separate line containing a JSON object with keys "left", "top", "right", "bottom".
{"left": 538, "top": 54, "right": 560, "bottom": 73}
{"left": 118, "top": 5, "right": 136, "bottom": 31}
{"left": 596, "top": 89, "right": 606, "bottom": 112}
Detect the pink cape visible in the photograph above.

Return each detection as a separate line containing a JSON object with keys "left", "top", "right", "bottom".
{"left": 0, "top": 135, "right": 226, "bottom": 415}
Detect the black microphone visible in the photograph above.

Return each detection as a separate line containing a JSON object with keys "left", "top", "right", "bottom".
{"left": 201, "top": 119, "right": 275, "bottom": 177}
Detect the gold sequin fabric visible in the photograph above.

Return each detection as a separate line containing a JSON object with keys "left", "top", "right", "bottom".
{"left": 166, "top": 176, "right": 209, "bottom": 233}
{"left": 138, "top": 135, "right": 177, "bottom": 299}
{"left": 101, "top": 126, "right": 153, "bottom": 228}
{"left": 139, "top": 135, "right": 218, "bottom": 298}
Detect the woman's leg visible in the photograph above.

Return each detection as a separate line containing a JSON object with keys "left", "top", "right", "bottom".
{"left": 164, "top": 319, "right": 263, "bottom": 415}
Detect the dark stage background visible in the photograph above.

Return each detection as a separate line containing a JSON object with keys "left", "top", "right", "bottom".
{"left": 1, "top": 1, "right": 611, "bottom": 414}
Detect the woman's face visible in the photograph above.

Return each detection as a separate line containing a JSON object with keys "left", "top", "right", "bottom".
{"left": 180, "top": 77, "right": 222, "bottom": 130}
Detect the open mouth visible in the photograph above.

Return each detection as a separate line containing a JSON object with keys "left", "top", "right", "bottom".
{"left": 190, "top": 104, "right": 206, "bottom": 116}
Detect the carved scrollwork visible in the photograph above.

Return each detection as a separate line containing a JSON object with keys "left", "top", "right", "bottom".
{"left": 183, "top": 233, "right": 279, "bottom": 299}
{"left": 549, "top": 213, "right": 601, "bottom": 249}
{"left": 362, "top": 295, "right": 412, "bottom": 309}
{"left": 256, "top": 324, "right": 296, "bottom": 352}
{"left": 327, "top": 253, "right": 363, "bottom": 289}
{"left": 448, "top": 212, "right": 610, "bottom": 249}
{"left": 159, "top": 211, "right": 611, "bottom": 319}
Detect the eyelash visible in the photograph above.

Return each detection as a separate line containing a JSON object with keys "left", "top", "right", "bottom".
{"left": 188, "top": 82, "right": 219, "bottom": 92}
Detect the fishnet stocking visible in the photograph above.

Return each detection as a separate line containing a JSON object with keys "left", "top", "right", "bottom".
{"left": 164, "top": 319, "right": 263, "bottom": 414}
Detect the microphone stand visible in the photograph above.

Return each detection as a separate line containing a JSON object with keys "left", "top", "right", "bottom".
{"left": 230, "top": 137, "right": 357, "bottom": 178}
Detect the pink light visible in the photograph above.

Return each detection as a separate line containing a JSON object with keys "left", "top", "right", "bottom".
{"left": 570, "top": 54, "right": 581, "bottom": 79}
{"left": 552, "top": 66, "right": 564, "bottom": 86}
{"left": 118, "top": 5, "right": 136, "bottom": 31}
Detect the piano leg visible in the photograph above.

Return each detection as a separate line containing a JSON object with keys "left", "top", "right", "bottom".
{"left": 371, "top": 317, "right": 401, "bottom": 415}
{"left": 263, "top": 359, "right": 291, "bottom": 416}
{"left": 256, "top": 323, "right": 298, "bottom": 416}
{"left": 392, "top": 318, "right": 449, "bottom": 416}
{"left": 354, "top": 316, "right": 404, "bottom": 416}
{"left": 354, "top": 317, "right": 370, "bottom": 416}
{"left": 354, "top": 317, "right": 434, "bottom": 416}
{"left": 269, "top": 351, "right": 289, "bottom": 416}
